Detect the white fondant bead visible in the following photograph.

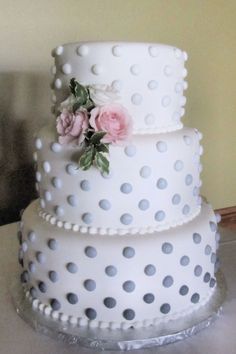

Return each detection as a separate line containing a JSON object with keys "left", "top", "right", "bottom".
{"left": 162, "top": 96, "right": 171, "bottom": 107}
{"left": 50, "top": 142, "right": 61, "bottom": 153}
{"left": 91, "top": 64, "right": 103, "bottom": 75}
{"left": 140, "top": 166, "right": 151, "bottom": 178}
{"left": 155, "top": 211, "right": 165, "bottom": 222}
{"left": 67, "top": 195, "right": 78, "bottom": 207}
{"left": 35, "top": 171, "right": 41, "bottom": 182}
{"left": 51, "top": 177, "right": 62, "bottom": 189}
{"left": 54, "top": 206, "right": 64, "bottom": 217}
{"left": 62, "top": 63, "right": 72, "bottom": 74}
{"left": 174, "top": 160, "right": 184, "bottom": 171}
{"left": 35, "top": 138, "right": 42, "bottom": 150}
{"left": 55, "top": 46, "right": 63, "bottom": 56}
{"left": 42, "top": 161, "right": 51, "bottom": 173}
{"left": 174, "top": 48, "right": 182, "bottom": 59}
{"left": 156, "top": 141, "right": 167, "bottom": 152}
{"left": 82, "top": 213, "right": 93, "bottom": 224}
{"left": 66, "top": 163, "right": 78, "bottom": 175}
{"left": 76, "top": 44, "right": 89, "bottom": 56}
{"left": 44, "top": 191, "right": 52, "bottom": 201}
{"left": 54, "top": 78, "right": 62, "bottom": 89}
{"left": 33, "top": 152, "right": 38, "bottom": 162}
{"left": 40, "top": 199, "right": 45, "bottom": 208}
{"left": 50, "top": 93, "right": 57, "bottom": 103}
{"left": 50, "top": 65, "right": 56, "bottom": 75}
{"left": 182, "top": 68, "right": 188, "bottom": 78}
{"left": 80, "top": 180, "right": 91, "bottom": 191}
{"left": 164, "top": 65, "right": 172, "bottom": 76}
{"left": 130, "top": 64, "right": 140, "bottom": 75}
{"left": 172, "top": 111, "right": 181, "bottom": 122}
{"left": 99, "top": 199, "right": 111, "bottom": 210}
{"left": 145, "top": 114, "right": 155, "bottom": 126}
{"left": 131, "top": 93, "right": 142, "bottom": 105}
{"left": 124, "top": 145, "right": 136, "bottom": 157}
{"left": 175, "top": 82, "right": 183, "bottom": 93}
{"left": 112, "top": 45, "right": 122, "bottom": 57}
{"left": 148, "top": 46, "right": 159, "bottom": 57}
{"left": 120, "top": 214, "right": 133, "bottom": 225}
{"left": 148, "top": 80, "right": 158, "bottom": 90}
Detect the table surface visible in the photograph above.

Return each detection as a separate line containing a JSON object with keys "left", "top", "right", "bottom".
{"left": 1, "top": 222, "right": 236, "bottom": 354}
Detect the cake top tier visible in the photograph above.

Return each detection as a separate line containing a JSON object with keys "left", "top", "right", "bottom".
{"left": 51, "top": 42, "right": 188, "bottom": 134}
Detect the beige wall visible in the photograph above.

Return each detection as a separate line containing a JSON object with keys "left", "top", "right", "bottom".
{"left": 0, "top": 0, "right": 236, "bottom": 212}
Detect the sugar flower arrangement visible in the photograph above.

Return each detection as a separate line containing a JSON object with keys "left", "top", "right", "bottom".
{"left": 56, "top": 78, "right": 132, "bottom": 174}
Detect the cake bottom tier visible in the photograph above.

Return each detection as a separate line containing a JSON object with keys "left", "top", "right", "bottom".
{"left": 19, "top": 200, "right": 219, "bottom": 330}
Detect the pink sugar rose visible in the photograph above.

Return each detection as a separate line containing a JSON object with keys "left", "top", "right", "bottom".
{"left": 56, "top": 108, "right": 89, "bottom": 145}
{"left": 89, "top": 104, "right": 133, "bottom": 144}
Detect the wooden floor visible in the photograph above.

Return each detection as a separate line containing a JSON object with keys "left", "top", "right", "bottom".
{"left": 216, "top": 206, "right": 236, "bottom": 231}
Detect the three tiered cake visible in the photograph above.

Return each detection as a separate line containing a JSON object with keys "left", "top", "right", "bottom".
{"left": 18, "top": 42, "right": 220, "bottom": 330}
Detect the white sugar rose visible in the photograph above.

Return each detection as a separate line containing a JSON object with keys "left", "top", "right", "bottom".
{"left": 88, "top": 84, "right": 120, "bottom": 106}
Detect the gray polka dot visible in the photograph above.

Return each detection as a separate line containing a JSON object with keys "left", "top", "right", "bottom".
{"left": 160, "top": 303, "right": 171, "bottom": 314}
{"left": 80, "top": 180, "right": 91, "bottom": 191}
{"left": 66, "top": 163, "right": 78, "bottom": 175}
{"left": 180, "top": 255, "right": 190, "bottom": 266}
{"left": 54, "top": 206, "right": 64, "bottom": 217}
{"left": 120, "top": 213, "right": 133, "bottom": 225}
{"left": 51, "top": 299, "right": 61, "bottom": 311}
{"left": 209, "top": 221, "right": 217, "bottom": 232}
{"left": 155, "top": 210, "right": 165, "bottom": 222}
{"left": 27, "top": 231, "right": 36, "bottom": 242}
{"left": 30, "top": 287, "right": 37, "bottom": 298}
{"left": 66, "top": 262, "right": 78, "bottom": 273}
{"left": 38, "top": 281, "right": 47, "bottom": 293}
{"left": 172, "top": 194, "right": 181, "bottom": 205}
{"left": 84, "top": 279, "right": 96, "bottom": 291}
{"left": 179, "top": 285, "right": 189, "bottom": 296}
{"left": 18, "top": 249, "right": 23, "bottom": 267}
{"left": 156, "top": 141, "right": 167, "bottom": 152}
{"left": 191, "top": 293, "right": 200, "bottom": 304}
{"left": 123, "top": 280, "right": 135, "bottom": 292}
{"left": 144, "top": 264, "right": 156, "bottom": 276}
{"left": 105, "top": 265, "right": 117, "bottom": 277}
{"left": 174, "top": 160, "right": 184, "bottom": 171}
{"left": 214, "top": 258, "right": 220, "bottom": 273}
{"left": 28, "top": 261, "right": 36, "bottom": 273}
{"left": 182, "top": 204, "right": 190, "bottom": 215}
{"left": 211, "top": 253, "right": 217, "bottom": 264}
{"left": 36, "top": 251, "right": 46, "bottom": 264}
{"left": 85, "top": 308, "right": 97, "bottom": 320}
{"left": 124, "top": 145, "right": 136, "bottom": 157}
{"left": 123, "top": 247, "right": 135, "bottom": 258}
{"left": 210, "top": 278, "right": 216, "bottom": 288}
{"left": 185, "top": 174, "right": 193, "bottom": 185}
{"left": 51, "top": 177, "right": 62, "bottom": 189}
{"left": 140, "top": 166, "right": 151, "bottom": 178}
{"left": 123, "top": 309, "right": 135, "bottom": 320}
{"left": 20, "top": 271, "right": 29, "bottom": 283}
{"left": 205, "top": 245, "right": 212, "bottom": 255}
{"left": 49, "top": 271, "right": 59, "bottom": 282}
{"left": 194, "top": 265, "right": 203, "bottom": 276}
{"left": 143, "top": 293, "right": 155, "bottom": 304}
{"left": 85, "top": 246, "right": 97, "bottom": 258}
{"left": 162, "top": 242, "right": 173, "bottom": 254}
{"left": 163, "top": 276, "right": 174, "bottom": 288}
{"left": 99, "top": 199, "right": 111, "bottom": 210}
{"left": 204, "top": 272, "right": 211, "bottom": 283}
{"left": 82, "top": 213, "right": 93, "bottom": 224}
{"left": 193, "top": 233, "right": 201, "bottom": 244}
{"left": 67, "top": 293, "right": 78, "bottom": 304}
{"left": 138, "top": 199, "right": 150, "bottom": 211}
{"left": 67, "top": 195, "right": 78, "bottom": 207}
{"left": 120, "top": 183, "right": 132, "bottom": 194}
{"left": 104, "top": 297, "right": 116, "bottom": 308}
{"left": 157, "top": 178, "right": 168, "bottom": 189}
{"left": 48, "top": 238, "right": 58, "bottom": 250}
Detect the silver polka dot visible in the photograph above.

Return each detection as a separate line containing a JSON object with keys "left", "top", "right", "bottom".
{"left": 162, "top": 96, "right": 171, "bottom": 107}
{"left": 163, "top": 275, "right": 174, "bottom": 288}
{"left": 67, "top": 195, "right": 78, "bottom": 207}
{"left": 82, "top": 213, "right": 93, "bottom": 225}
{"left": 66, "top": 163, "right": 78, "bottom": 175}
{"left": 48, "top": 238, "right": 58, "bottom": 250}
{"left": 85, "top": 308, "right": 97, "bottom": 320}
{"left": 54, "top": 206, "right": 64, "bottom": 217}
{"left": 28, "top": 231, "right": 36, "bottom": 242}
{"left": 143, "top": 293, "right": 155, "bottom": 304}
{"left": 193, "top": 233, "right": 201, "bottom": 244}
{"left": 49, "top": 271, "right": 59, "bottom": 282}
{"left": 124, "top": 145, "right": 136, "bottom": 157}
{"left": 138, "top": 199, "right": 150, "bottom": 211}
{"left": 28, "top": 261, "right": 36, "bottom": 273}
{"left": 91, "top": 64, "right": 103, "bottom": 75}
{"left": 67, "top": 293, "right": 78, "bottom": 304}
{"left": 180, "top": 255, "right": 190, "bottom": 266}
{"left": 30, "top": 287, "right": 37, "bottom": 298}
{"left": 131, "top": 93, "right": 142, "bottom": 105}
{"left": 140, "top": 166, "right": 151, "bottom": 178}
{"left": 148, "top": 46, "right": 159, "bottom": 57}
{"left": 174, "top": 160, "right": 184, "bottom": 171}
{"left": 51, "top": 177, "right": 62, "bottom": 189}
{"left": 105, "top": 265, "right": 117, "bottom": 277}
{"left": 50, "top": 142, "right": 62, "bottom": 153}
{"left": 85, "top": 246, "right": 97, "bottom": 258}
{"left": 130, "top": 64, "right": 140, "bottom": 75}
{"left": 84, "top": 279, "right": 96, "bottom": 291}
{"left": 38, "top": 281, "right": 47, "bottom": 293}
{"left": 211, "top": 253, "right": 217, "bottom": 264}
{"left": 204, "top": 272, "right": 211, "bottom": 283}
{"left": 36, "top": 251, "right": 46, "bottom": 264}
{"left": 182, "top": 204, "right": 190, "bottom": 215}
{"left": 123, "top": 280, "right": 135, "bottom": 292}
{"left": 185, "top": 174, "right": 193, "bottom": 185}
{"left": 120, "top": 213, "right": 133, "bottom": 225}
{"left": 157, "top": 178, "right": 168, "bottom": 190}
{"left": 120, "top": 183, "right": 132, "bottom": 194}
{"left": 35, "top": 138, "right": 42, "bottom": 150}
{"left": 194, "top": 265, "right": 203, "bottom": 276}
{"left": 162, "top": 242, "right": 173, "bottom": 254}
{"left": 155, "top": 210, "right": 165, "bottom": 222}
{"left": 51, "top": 299, "right": 61, "bottom": 311}
{"left": 76, "top": 44, "right": 89, "bottom": 56}
{"left": 66, "top": 262, "right": 78, "bottom": 273}
{"left": 191, "top": 293, "right": 200, "bottom": 304}
{"left": 80, "top": 180, "right": 90, "bottom": 191}
{"left": 144, "top": 264, "right": 156, "bottom": 276}
{"left": 156, "top": 141, "right": 167, "bottom": 152}
{"left": 172, "top": 194, "right": 181, "bottom": 205}
{"left": 160, "top": 303, "right": 170, "bottom": 314}
{"left": 99, "top": 199, "right": 111, "bottom": 210}
{"left": 179, "top": 285, "right": 189, "bottom": 296}
{"left": 145, "top": 114, "right": 155, "bottom": 125}
{"left": 148, "top": 80, "right": 158, "bottom": 90}
{"left": 209, "top": 221, "right": 217, "bottom": 232}
{"left": 193, "top": 186, "right": 199, "bottom": 196}
{"left": 123, "top": 247, "right": 135, "bottom": 258}
{"left": 104, "top": 297, "right": 116, "bottom": 308}
{"left": 123, "top": 309, "right": 135, "bottom": 320}
{"left": 205, "top": 245, "right": 212, "bottom": 255}
{"left": 42, "top": 161, "right": 51, "bottom": 173}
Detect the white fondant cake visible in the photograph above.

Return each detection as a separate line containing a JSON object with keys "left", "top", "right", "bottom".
{"left": 18, "top": 42, "right": 220, "bottom": 330}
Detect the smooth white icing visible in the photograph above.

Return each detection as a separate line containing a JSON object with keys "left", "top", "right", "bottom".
{"left": 51, "top": 42, "right": 187, "bottom": 133}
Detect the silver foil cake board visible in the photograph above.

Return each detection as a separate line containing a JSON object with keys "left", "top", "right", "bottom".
{"left": 12, "top": 271, "right": 226, "bottom": 351}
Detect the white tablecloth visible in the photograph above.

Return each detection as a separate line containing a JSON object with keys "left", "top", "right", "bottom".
{"left": 1, "top": 222, "right": 236, "bottom": 354}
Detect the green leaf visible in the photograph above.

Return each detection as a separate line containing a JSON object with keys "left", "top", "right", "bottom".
{"left": 95, "top": 151, "right": 110, "bottom": 174}
{"left": 69, "top": 78, "right": 89, "bottom": 104}
{"left": 90, "top": 131, "right": 107, "bottom": 145}
{"left": 83, "top": 99, "right": 95, "bottom": 111}
{"left": 72, "top": 101, "right": 82, "bottom": 113}
{"left": 79, "top": 146, "right": 95, "bottom": 170}
{"left": 69, "top": 78, "right": 77, "bottom": 96}
{"left": 97, "top": 143, "right": 109, "bottom": 153}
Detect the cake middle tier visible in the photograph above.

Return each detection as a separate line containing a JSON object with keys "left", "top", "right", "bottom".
{"left": 34, "top": 125, "right": 202, "bottom": 234}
